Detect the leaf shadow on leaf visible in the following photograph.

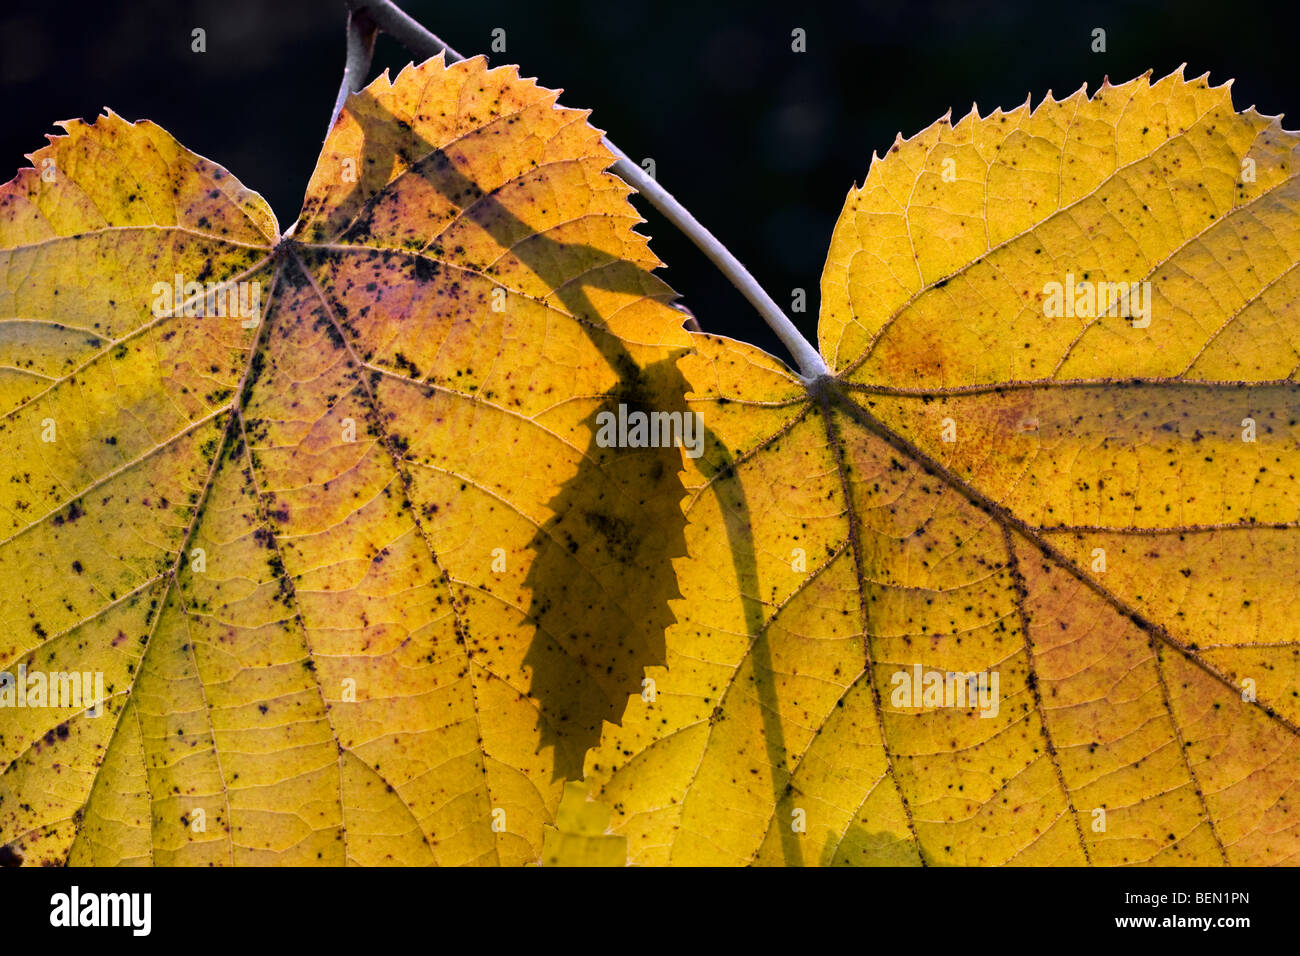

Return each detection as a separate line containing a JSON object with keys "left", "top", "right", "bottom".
{"left": 305, "top": 85, "right": 712, "bottom": 780}
{"left": 520, "top": 362, "right": 690, "bottom": 779}
{"left": 693, "top": 434, "right": 804, "bottom": 865}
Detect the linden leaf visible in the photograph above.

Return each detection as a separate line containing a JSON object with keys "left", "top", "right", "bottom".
{"left": 0, "top": 54, "right": 693, "bottom": 866}
{"left": 584, "top": 69, "right": 1300, "bottom": 866}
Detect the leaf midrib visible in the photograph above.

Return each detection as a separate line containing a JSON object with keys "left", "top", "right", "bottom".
{"left": 720, "top": 372, "right": 1294, "bottom": 865}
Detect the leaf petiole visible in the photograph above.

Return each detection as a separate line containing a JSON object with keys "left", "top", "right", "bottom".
{"left": 327, "top": 7, "right": 379, "bottom": 139}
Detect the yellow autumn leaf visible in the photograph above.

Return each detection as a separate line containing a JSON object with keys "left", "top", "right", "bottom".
{"left": 0, "top": 54, "right": 694, "bottom": 866}
{"left": 585, "top": 68, "right": 1300, "bottom": 866}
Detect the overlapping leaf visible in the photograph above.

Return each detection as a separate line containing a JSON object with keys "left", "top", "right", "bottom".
{"left": 0, "top": 54, "right": 693, "bottom": 865}
{"left": 540, "top": 781, "right": 627, "bottom": 866}
{"left": 585, "top": 69, "right": 1300, "bottom": 866}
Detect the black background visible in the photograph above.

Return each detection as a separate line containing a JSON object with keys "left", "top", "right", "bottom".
{"left": 2, "top": 0, "right": 1297, "bottom": 366}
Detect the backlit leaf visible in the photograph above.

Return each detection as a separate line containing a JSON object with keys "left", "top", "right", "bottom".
{"left": 584, "top": 69, "right": 1300, "bottom": 866}
{"left": 0, "top": 54, "right": 692, "bottom": 865}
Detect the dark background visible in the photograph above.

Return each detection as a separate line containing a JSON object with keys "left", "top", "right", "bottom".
{"left": 2, "top": 0, "right": 1296, "bottom": 364}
